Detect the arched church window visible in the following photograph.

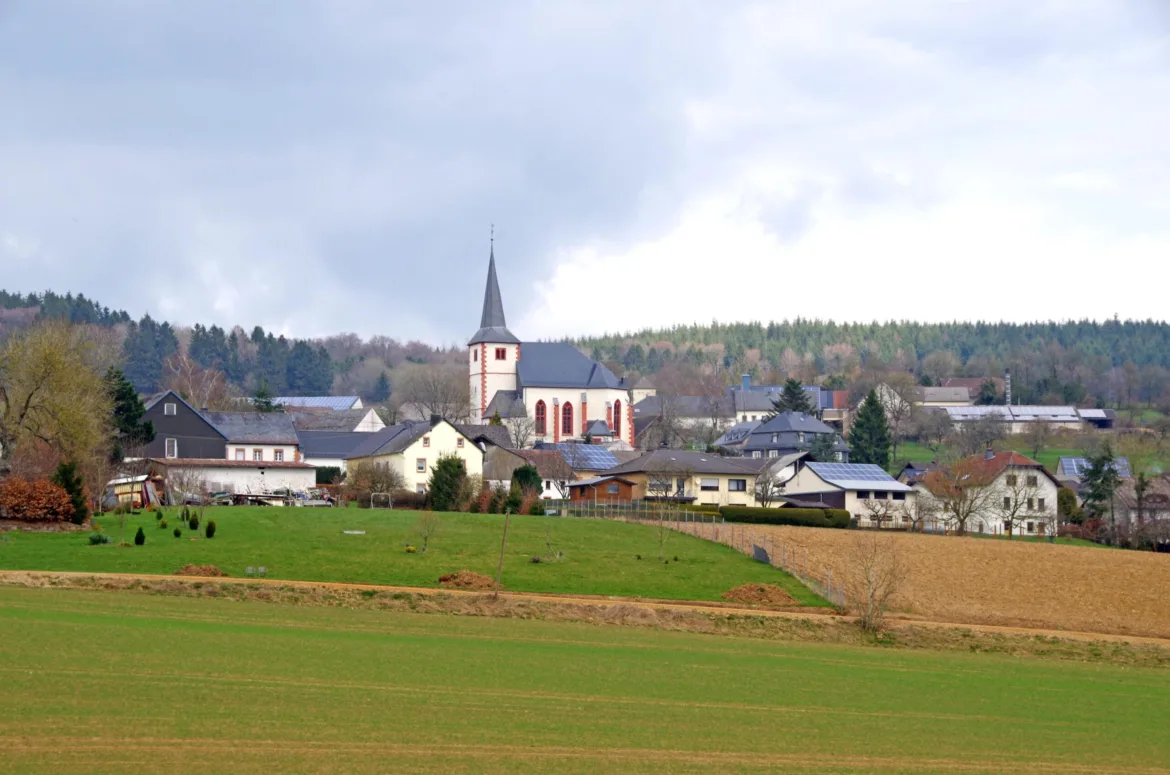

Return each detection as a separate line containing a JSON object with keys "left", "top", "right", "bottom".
{"left": 613, "top": 399, "right": 622, "bottom": 437}
{"left": 561, "top": 402, "right": 573, "bottom": 436}
{"left": 535, "top": 401, "right": 547, "bottom": 436}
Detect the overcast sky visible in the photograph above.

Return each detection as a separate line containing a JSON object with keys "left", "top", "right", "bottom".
{"left": 1, "top": 1, "right": 1167, "bottom": 345}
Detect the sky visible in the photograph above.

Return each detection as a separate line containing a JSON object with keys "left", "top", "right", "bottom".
{"left": 1, "top": 1, "right": 1168, "bottom": 345}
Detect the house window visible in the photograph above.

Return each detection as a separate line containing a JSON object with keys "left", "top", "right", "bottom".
{"left": 607, "top": 483, "right": 620, "bottom": 494}
{"left": 873, "top": 492, "right": 887, "bottom": 500}
{"left": 544, "top": 481, "right": 550, "bottom": 489}
{"left": 752, "top": 451, "right": 761, "bottom": 459}
{"left": 535, "top": 401, "right": 547, "bottom": 435}
{"left": 1027, "top": 498, "right": 1034, "bottom": 511}
{"left": 771, "top": 433, "right": 779, "bottom": 443}
{"left": 1026, "top": 521, "right": 1035, "bottom": 533}
{"left": 164, "top": 402, "right": 177, "bottom": 416}
{"left": 165, "top": 438, "right": 178, "bottom": 458}
{"left": 857, "top": 491, "right": 871, "bottom": 499}
{"left": 1003, "top": 520, "right": 1011, "bottom": 532}
{"left": 253, "top": 449, "right": 263, "bottom": 461}
{"left": 798, "top": 432, "right": 805, "bottom": 443}
{"left": 473, "top": 349, "right": 478, "bottom": 362}
{"left": 274, "top": 450, "right": 284, "bottom": 462}
{"left": 416, "top": 458, "right": 426, "bottom": 473}
{"left": 235, "top": 449, "right": 244, "bottom": 461}
{"left": 1003, "top": 497, "right": 1011, "bottom": 509}
{"left": 457, "top": 438, "right": 464, "bottom": 448}
{"left": 1006, "top": 475, "right": 1018, "bottom": 486}
{"left": 416, "top": 484, "right": 426, "bottom": 494}
{"left": 893, "top": 492, "right": 905, "bottom": 501}
{"left": 495, "top": 347, "right": 506, "bottom": 360}
{"left": 1027, "top": 475, "right": 1038, "bottom": 487}
{"left": 675, "top": 477, "right": 686, "bottom": 494}
{"left": 768, "top": 450, "right": 778, "bottom": 458}
{"left": 561, "top": 402, "right": 573, "bottom": 435}
{"left": 1038, "top": 498, "right": 1046, "bottom": 511}
{"left": 728, "top": 479, "right": 747, "bottom": 492}
{"left": 614, "top": 399, "right": 622, "bottom": 437}
{"left": 423, "top": 436, "right": 430, "bottom": 448}
{"left": 700, "top": 478, "right": 719, "bottom": 492}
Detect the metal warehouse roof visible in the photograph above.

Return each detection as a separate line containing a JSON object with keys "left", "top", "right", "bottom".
{"left": 273, "top": 396, "right": 362, "bottom": 411}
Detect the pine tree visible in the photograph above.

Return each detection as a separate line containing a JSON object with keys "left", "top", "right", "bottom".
{"left": 252, "top": 382, "right": 280, "bottom": 413}
{"left": 807, "top": 432, "right": 839, "bottom": 462}
{"left": 511, "top": 464, "right": 542, "bottom": 495}
{"left": 51, "top": 460, "right": 89, "bottom": 525}
{"left": 770, "top": 378, "right": 816, "bottom": 416}
{"left": 427, "top": 455, "right": 468, "bottom": 512}
{"left": 370, "top": 371, "right": 391, "bottom": 402}
{"left": 106, "top": 367, "right": 155, "bottom": 460}
{"left": 849, "top": 389, "right": 891, "bottom": 469}
{"left": 1082, "top": 443, "right": 1121, "bottom": 526}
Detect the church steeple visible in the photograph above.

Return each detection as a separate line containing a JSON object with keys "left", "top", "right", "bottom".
{"left": 468, "top": 239, "right": 519, "bottom": 345}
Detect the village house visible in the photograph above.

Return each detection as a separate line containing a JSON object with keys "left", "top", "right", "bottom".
{"left": 781, "top": 461, "right": 916, "bottom": 526}
{"left": 344, "top": 417, "right": 483, "bottom": 495}
{"left": 721, "top": 410, "right": 849, "bottom": 461}
{"left": 147, "top": 457, "right": 316, "bottom": 499}
{"left": 288, "top": 407, "right": 386, "bottom": 433}
{"left": 918, "top": 451, "right": 1061, "bottom": 536}
{"left": 601, "top": 449, "right": 760, "bottom": 507}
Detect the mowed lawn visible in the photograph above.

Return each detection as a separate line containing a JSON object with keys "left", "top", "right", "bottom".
{"left": 0, "top": 506, "right": 823, "bottom": 604}
{"left": 1, "top": 588, "right": 1168, "bottom": 775}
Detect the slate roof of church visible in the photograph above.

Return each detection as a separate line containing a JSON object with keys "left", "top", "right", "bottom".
{"left": 517, "top": 342, "right": 624, "bottom": 390}
{"left": 468, "top": 247, "right": 519, "bottom": 346}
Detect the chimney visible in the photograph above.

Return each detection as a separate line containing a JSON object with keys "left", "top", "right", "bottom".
{"left": 985, "top": 448, "right": 995, "bottom": 461}
{"left": 741, "top": 374, "right": 751, "bottom": 391}
{"left": 1004, "top": 369, "right": 1012, "bottom": 406}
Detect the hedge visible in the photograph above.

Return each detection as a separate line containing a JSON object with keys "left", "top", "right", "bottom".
{"left": 718, "top": 506, "right": 851, "bottom": 529}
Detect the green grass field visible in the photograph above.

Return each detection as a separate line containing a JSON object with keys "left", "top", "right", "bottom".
{"left": 0, "top": 586, "right": 1167, "bottom": 774}
{"left": 0, "top": 506, "right": 824, "bottom": 604}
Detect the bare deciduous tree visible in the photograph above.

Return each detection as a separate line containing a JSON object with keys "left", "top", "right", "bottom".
{"left": 904, "top": 488, "right": 940, "bottom": 533}
{"left": 923, "top": 455, "right": 997, "bottom": 535}
{"left": 912, "top": 410, "right": 953, "bottom": 456}
{"left": 992, "top": 467, "right": 1043, "bottom": 538}
{"left": 398, "top": 365, "right": 470, "bottom": 423}
{"left": 504, "top": 415, "right": 535, "bottom": 449}
{"left": 1021, "top": 421, "right": 1054, "bottom": 461}
{"left": 859, "top": 498, "right": 909, "bottom": 529}
{"left": 880, "top": 372, "right": 919, "bottom": 463}
{"left": 846, "top": 533, "right": 908, "bottom": 632}
{"left": 414, "top": 511, "right": 442, "bottom": 552}
{"left": 162, "top": 353, "right": 239, "bottom": 411}
{"left": 951, "top": 414, "right": 1007, "bottom": 457}
{"left": 347, "top": 461, "right": 406, "bottom": 502}
{"left": 754, "top": 464, "right": 788, "bottom": 508}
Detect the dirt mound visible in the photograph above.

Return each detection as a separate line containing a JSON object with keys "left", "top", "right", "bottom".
{"left": 438, "top": 570, "right": 497, "bottom": 590}
{"left": 722, "top": 583, "right": 797, "bottom": 607}
{"left": 173, "top": 564, "right": 227, "bottom": 577}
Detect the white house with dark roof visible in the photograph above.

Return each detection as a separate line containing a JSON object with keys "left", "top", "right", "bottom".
{"left": 782, "top": 461, "right": 916, "bottom": 524}
{"left": 344, "top": 418, "right": 483, "bottom": 494}
{"left": 201, "top": 411, "right": 300, "bottom": 463}
{"left": 468, "top": 246, "right": 633, "bottom": 446}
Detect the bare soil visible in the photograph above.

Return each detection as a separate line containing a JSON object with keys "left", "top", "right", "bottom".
{"left": 173, "top": 564, "right": 227, "bottom": 577}
{"left": 0, "top": 519, "right": 88, "bottom": 533}
{"left": 438, "top": 570, "right": 497, "bottom": 590}
{"left": 722, "top": 583, "right": 797, "bottom": 607}
{"left": 747, "top": 525, "right": 1170, "bottom": 639}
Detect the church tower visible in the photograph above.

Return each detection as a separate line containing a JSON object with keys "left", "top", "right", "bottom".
{"left": 468, "top": 243, "right": 520, "bottom": 423}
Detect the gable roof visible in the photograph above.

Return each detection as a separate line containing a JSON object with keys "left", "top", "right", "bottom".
{"left": 454, "top": 423, "right": 513, "bottom": 450}
{"left": 1056, "top": 456, "right": 1133, "bottom": 480}
{"left": 567, "top": 475, "right": 635, "bottom": 488}
{"left": 604, "top": 449, "right": 758, "bottom": 477}
{"left": 289, "top": 408, "right": 378, "bottom": 432}
{"left": 713, "top": 420, "right": 760, "bottom": 448}
{"left": 482, "top": 390, "right": 527, "bottom": 420}
{"left": 917, "top": 386, "right": 972, "bottom": 403}
{"left": 517, "top": 342, "right": 624, "bottom": 390}
{"left": 273, "top": 396, "right": 362, "bottom": 410}
{"left": 468, "top": 247, "right": 520, "bottom": 345}
{"left": 515, "top": 449, "right": 569, "bottom": 479}
{"left": 296, "top": 430, "right": 373, "bottom": 459}
{"left": 201, "top": 411, "right": 298, "bottom": 444}
{"left": 583, "top": 419, "right": 614, "bottom": 437}
{"left": 804, "top": 462, "right": 912, "bottom": 492}
{"left": 345, "top": 421, "right": 435, "bottom": 460}
{"left": 534, "top": 442, "right": 621, "bottom": 471}
{"left": 633, "top": 395, "right": 734, "bottom": 419}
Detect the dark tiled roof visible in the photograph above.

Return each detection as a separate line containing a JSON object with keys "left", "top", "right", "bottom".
{"left": 751, "top": 411, "right": 835, "bottom": 435}
{"left": 455, "top": 424, "right": 513, "bottom": 449}
{"left": 633, "top": 395, "right": 734, "bottom": 418}
{"left": 289, "top": 408, "right": 375, "bottom": 431}
{"left": 296, "top": 430, "right": 373, "bottom": 459}
{"left": 518, "top": 342, "right": 623, "bottom": 389}
{"left": 149, "top": 458, "right": 313, "bottom": 469}
{"left": 201, "top": 411, "right": 298, "bottom": 444}
{"left": 584, "top": 419, "right": 613, "bottom": 436}
{"left": 345, "top": 421, "right": 432, "bottom": 459}
{"left": 604, "top": 449, "right": 758, "bottom": 476}
{"left": 482, "top": 390, "right": 527, "bottom": 420}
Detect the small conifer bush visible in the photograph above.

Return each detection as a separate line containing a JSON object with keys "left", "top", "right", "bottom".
{"left": 205, "top": 520, "right": 216, "bottom": 539}
{"left": 134, "top": 526, "right": 146, "bottom": 546}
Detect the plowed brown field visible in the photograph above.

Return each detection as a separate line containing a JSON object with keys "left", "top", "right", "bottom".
{"left": 745, "top": 526, "right": 1170, "bottom": 638}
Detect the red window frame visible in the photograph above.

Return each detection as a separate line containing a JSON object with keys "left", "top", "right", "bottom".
{"left": 562, "top": 402, "right": 573, "bottom": 435}
{"left": 535, "top": 400, "right": 546, "bottom": 435}
{"left": 495, "top": 347, "right": 507, "bottom": 360}
{"left": 613, "top": 399, "right": 622, "bottom": 437}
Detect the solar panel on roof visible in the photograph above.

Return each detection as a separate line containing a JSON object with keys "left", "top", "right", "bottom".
{"left": 550, "top": 443, "right": 618, "bottom": 470}
{"left": 807, "top": 463, "right": 895, "bottom": 482}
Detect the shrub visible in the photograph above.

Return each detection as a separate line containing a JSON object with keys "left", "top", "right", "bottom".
{"left": 468, "top": 501, "right": 480, "bottom": 513}
{"left": 155, "top": 510, "right": 164, "bottom": 521}
{"left": 188, "top": 514, "right": 200, "bottom": 531}
{"left": 50, "top": 460, "right": 89, "bottom": 525}
{"left": 426, "top": 455, "right": 468, "bottom": 512}
{"left": 405, "top": 545, "right": 417, "bottom": 553}
{"left": 158, "top": 519, "right": 168, "bottom": 529}
{"left": 502, "top": 491, "right": 523, "bottom": 515}
{"left": 173, "top": 527, "right": 181, "bottom": 538}
{"left": 390, "top": 490, "right": 427, "bottom": 510}
{"left": 316, "top": 466, "right": 342, "bottom": 486}
{"left": 0, "top": 477, "right": 75, "bottom": 522}
{"left": 89, "top": 532, "right": 112, "bottom": 545}
{"left": 529, "top": 555, "right": 541, "bottom": 564}
{"left": 134, "top": 526, "right": 146, "bottom": 546}
{"left": 527, "top": 500, "right": 546, "bottom": 516}
{"left": 204, "top": 520, "right": 216, "bottom": 539}
{"left": 718, "top": 506, "right": 851, "bottom": 529}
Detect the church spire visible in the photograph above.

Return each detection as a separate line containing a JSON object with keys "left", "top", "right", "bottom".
{"left": 469, "top": 235, "right": 519, "bottom": 346}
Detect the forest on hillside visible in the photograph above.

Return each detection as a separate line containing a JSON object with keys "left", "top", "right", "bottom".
{"left": 3, "top": 290, "right": 1170, "bottom": 409}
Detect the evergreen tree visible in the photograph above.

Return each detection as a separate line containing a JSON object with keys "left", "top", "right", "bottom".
{"left": 51, "top": 460, "right": 89, "bottom": 525}
{"left": 849, "top": 389, "right": 891, "bottom": 469}
{"left": 252, "top": 382, "right": 280, "bottom": 413}
{"left": 1082, "top": 443, "right": 1121, "bottom": 527}
{"left": 370, "top": 371, "right": 391, "bottom": 402}
{"left": 511, "top": 463, "right": 542, "bottom": 495}
{"left": 807, "top": 432, "right": 840, "bottom": 462}
{"left": 770, "top": 378, "right": 816, "bottom": 416}
{"left": 427, "top": 455, "right": 468, "bottom": 512}
{"left": 121, "top": 315, "right": 178, "bottom": 392}
{"left": 623, "top": 343, "right": 645, "bottom": 372}
{"left": 976, "top": 380, "right": 1000, "bottom": 405}
{"left": 645, "top": 347, "right": 663, "bottom": 373}
{"left": 489, "top": 411, "right": 504, "bottom": 426}
{"left": 106, "top": 367, "right": 155, "bottom": 460}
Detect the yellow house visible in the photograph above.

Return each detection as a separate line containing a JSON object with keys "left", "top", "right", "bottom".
{"left": 603, "top": 449, "right": 760, "bottom": 507}
{"left": 345, "top": 419, "right": 483, "bottom": 494}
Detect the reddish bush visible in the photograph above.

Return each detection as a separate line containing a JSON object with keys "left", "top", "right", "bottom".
{"left": 476, "top": 487, "right": 493, "bottom": 514}
{"left": 0, "top": 477, "right": 76, "bottom": 522}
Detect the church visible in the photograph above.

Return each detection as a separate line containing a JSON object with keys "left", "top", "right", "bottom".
{"left": 468, "top": 248, "right": 634, "bottom": 447}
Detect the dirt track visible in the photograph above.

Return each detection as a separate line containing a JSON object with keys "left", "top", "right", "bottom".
{"left": 740, "top": 526, "right": 1170, "bottom": 639}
